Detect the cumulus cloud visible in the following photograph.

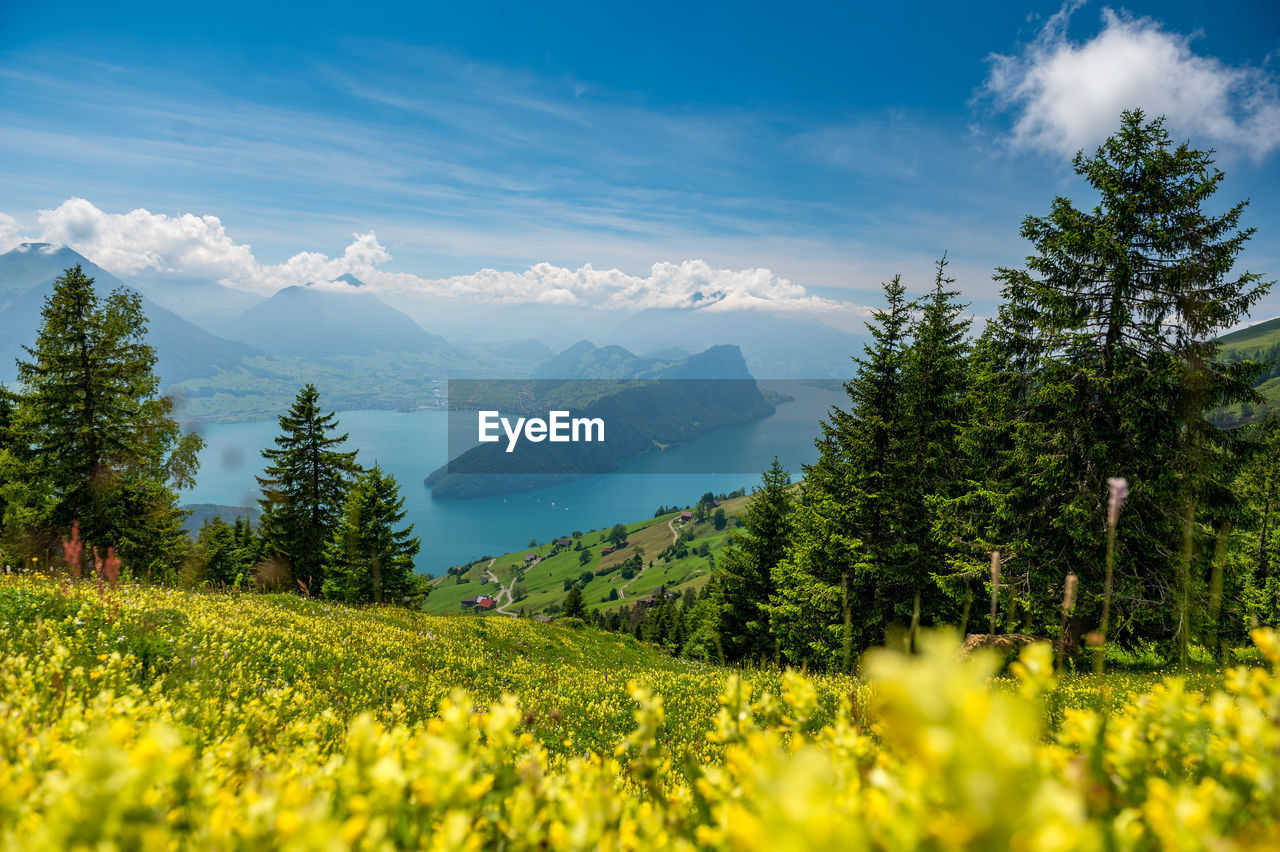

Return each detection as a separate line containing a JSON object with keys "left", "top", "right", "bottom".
{"left": 37, "top": 198, "right": 257, "bottom": 279}
{"left": 0, "top": 213, "right": 22, "bottom": 253}
{"left": 23, "top": 198, "right": 869, "bottom": 324}
{"left": 369, "top": 259, "right": 866, "bottom": 320}
{"left": 983, "top": 3, "right": 1280, "bottom": 159}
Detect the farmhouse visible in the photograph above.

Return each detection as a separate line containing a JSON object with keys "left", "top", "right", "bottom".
{"left": 556, "top": 537, "right": 572, "bottom": 547}
{"left": 524, "top": 553, "right": 538, "bottom": 563}
{"left": 461, "top": 595, "right": 496, "bottom": 610}
{"left": 602, "top": 546, "right": 615, "bottom": 555}
{"left": 679, "top": 511, "right": 693, "bottom": 521}
{"left": 634, "top": 590, "right": 679, "bottom": 608}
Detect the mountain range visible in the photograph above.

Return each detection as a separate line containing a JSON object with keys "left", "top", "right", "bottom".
{"left": 0, "top": 244, "right": 261, "bottom": 387}
{"left": 0, "top": 243, "right": 869, "bottom": 422}
{"left": 213, "top": 278, "right": 456, "bottom": 360}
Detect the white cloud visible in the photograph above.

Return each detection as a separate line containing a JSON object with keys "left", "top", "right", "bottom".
{"left": 24, "top": 198, "right": 872, "bottom": 325}
{"left": 983, "top": 4, "right": 1280, "bottom": 160}
{"left": 0, "top": 213, "right": 22, "bottom": 253}
{"left": 36, "top": 197, "right": 257, "bottom": 280}
{"left": 369, "top": 258, "right": 867, "bottom": 321}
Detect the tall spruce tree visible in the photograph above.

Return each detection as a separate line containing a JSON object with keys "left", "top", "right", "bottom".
{"left": 894, "top": 256, "right": 972, "bottom": 625}
{"left": 930, "top": 329, "right": 1031, "bottom": 634}
{"left": 0, "top": 383, "right": 13, "bottom": 543}
{"left": 712, "top": 458, "right": 793, "bottom": 662}
{"left": 767, "top": 277, "right": 913, "bottom": 667}
{"left": 257, "top": 384, "right": 359, "bottom": 589}
{"left": 321, "top": 464, "right": 422, "bottom": 605}
{"left": 987, "top": 110, "right": 1270, "bottom": 646}
{"left": 0, "top": 266, "right": 201, "bottom": 577}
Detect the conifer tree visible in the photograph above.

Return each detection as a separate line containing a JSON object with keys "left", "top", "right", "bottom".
{"left": 712, "top": 458, "right": 793, "bottom": 662}
{"left": 1, "top": 266, "right": 201, "bottom": 577}
{"left": 988, "top": 110, "right": 1271, "bottom": 644}
{"left": 562, "top": 584, "right": 587, "bottom": 619}
{"left": 0, "top": 383, "right": 13, "bottom": 540}
{"left": 195, "top": 515, "right": 258, "bottom": 587}
{"left": 321, "top": 463, "right": 422, "bottom": 605}
{"left": 257, "top": 384, "right": 359, "bottom": 588}
{"left": 767, "top": 277, "right": 913, "bottom": 666}
{"left": 895, "top": 256, "right": 972, "bottom": 624}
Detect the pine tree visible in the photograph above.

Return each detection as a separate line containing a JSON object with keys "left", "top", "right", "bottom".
{"left": 895, "top": 256, "right": 972, "bottom": 624}
{"left": 562, "top": 584, "right": 587, "bottom": 619}
{"left": 988, "top": 110, "right": 1271, "bottom": 645}
{"left": 321, "top": 464, "right": 422, "bottom": 605}
{"left": 1, "top": 266, "right": 202, "bottom": 577}
{"left": 930, "top": 329, "right": 1031, "bottom": 635}
{"left": 712, "top": 458, "right": 793, "bottom": 662}
{"left": 195, "top": 515, "right": 257, "bottom": 587}
{"left": 1235, "top": 416, "right": 1280, "bottom": 627}
{"left": 257, "top": 384, "right": 359, "bottom": 588}
{"left": 0, "top": 383, "right": 14, "bottom": 543}
{"left": 767, "top": 277, "right": 913, "bottom": 666}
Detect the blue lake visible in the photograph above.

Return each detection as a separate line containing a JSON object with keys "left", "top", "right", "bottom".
{"left": 184, "top": 381, "right": 845, "bottom": 575}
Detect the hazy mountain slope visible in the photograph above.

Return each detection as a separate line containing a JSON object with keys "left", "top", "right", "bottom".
{"left": 222, "top": 281, "right": 455, "bottom": 359}
{"left": 127, "top": 276, "right": 265, "bottom": 325}
{"left": 600, "top": 308, "right": 865, "bottom": 378}
{"left": 0, "top": 243, "right": 262, "bottom": 387}
{"left": 532, "top": 341, "right": 654, "bottom": 379}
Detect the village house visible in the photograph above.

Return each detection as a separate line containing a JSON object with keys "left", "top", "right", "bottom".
{"left": 634, "top": 590, "right": 679, "bottom": 608}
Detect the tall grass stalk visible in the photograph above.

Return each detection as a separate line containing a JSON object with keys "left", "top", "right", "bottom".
{"left": 988, "top": 551, "right": 1000, "bottom": 637}
{"left": 1208, "top": 521, "right": 1231, "bottom": 660}
{"left": 1178, "top": 499, "right": 1197, "bottom": 670}
{"left": 1058, "top": 572, "right": 1077, "bottom": 671}
{"left": 1095, "top": 478, "right": 1128, "bottom": 675}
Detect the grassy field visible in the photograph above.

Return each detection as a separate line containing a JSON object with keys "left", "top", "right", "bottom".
{"left": 1207, "top": 320, "right": 1280, "bottom": 426}
{"left": 1216, "top": 315, "right": 1280, "bottom": 358}
{"left": 5, "top": 574, "right": 1280, "bottom": 849}
{"left": 425, "top": 492, "right": 753, "bottom": 617}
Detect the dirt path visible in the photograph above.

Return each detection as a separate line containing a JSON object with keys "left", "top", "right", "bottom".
{"left": 483, "top": 557, "right": 519, "bottom": 617}
{"left": 615, "top": 551, "right": 647, "bottom": 601}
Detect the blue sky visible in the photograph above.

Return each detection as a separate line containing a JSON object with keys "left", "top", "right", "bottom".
{"left": 1, "top": 0, "right": 1278, "bottom": 329}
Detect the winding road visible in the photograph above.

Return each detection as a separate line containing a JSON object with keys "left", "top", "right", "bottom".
{"left": 482, "top": 557, "right": 520, "bottom": 617}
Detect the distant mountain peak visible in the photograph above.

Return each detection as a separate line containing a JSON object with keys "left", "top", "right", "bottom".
{"left": 298, "top": 273, "right": 367, "bottom": 291}
{"left": 224, "top": 279, "right": 452, "bottom": 358}
{"left": 14, "top": 242, "right": 62, "bottom": 255}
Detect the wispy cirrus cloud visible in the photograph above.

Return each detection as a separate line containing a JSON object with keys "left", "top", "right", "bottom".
{"left": 982, "top": 3, "right": 1280, "bottom": 160}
